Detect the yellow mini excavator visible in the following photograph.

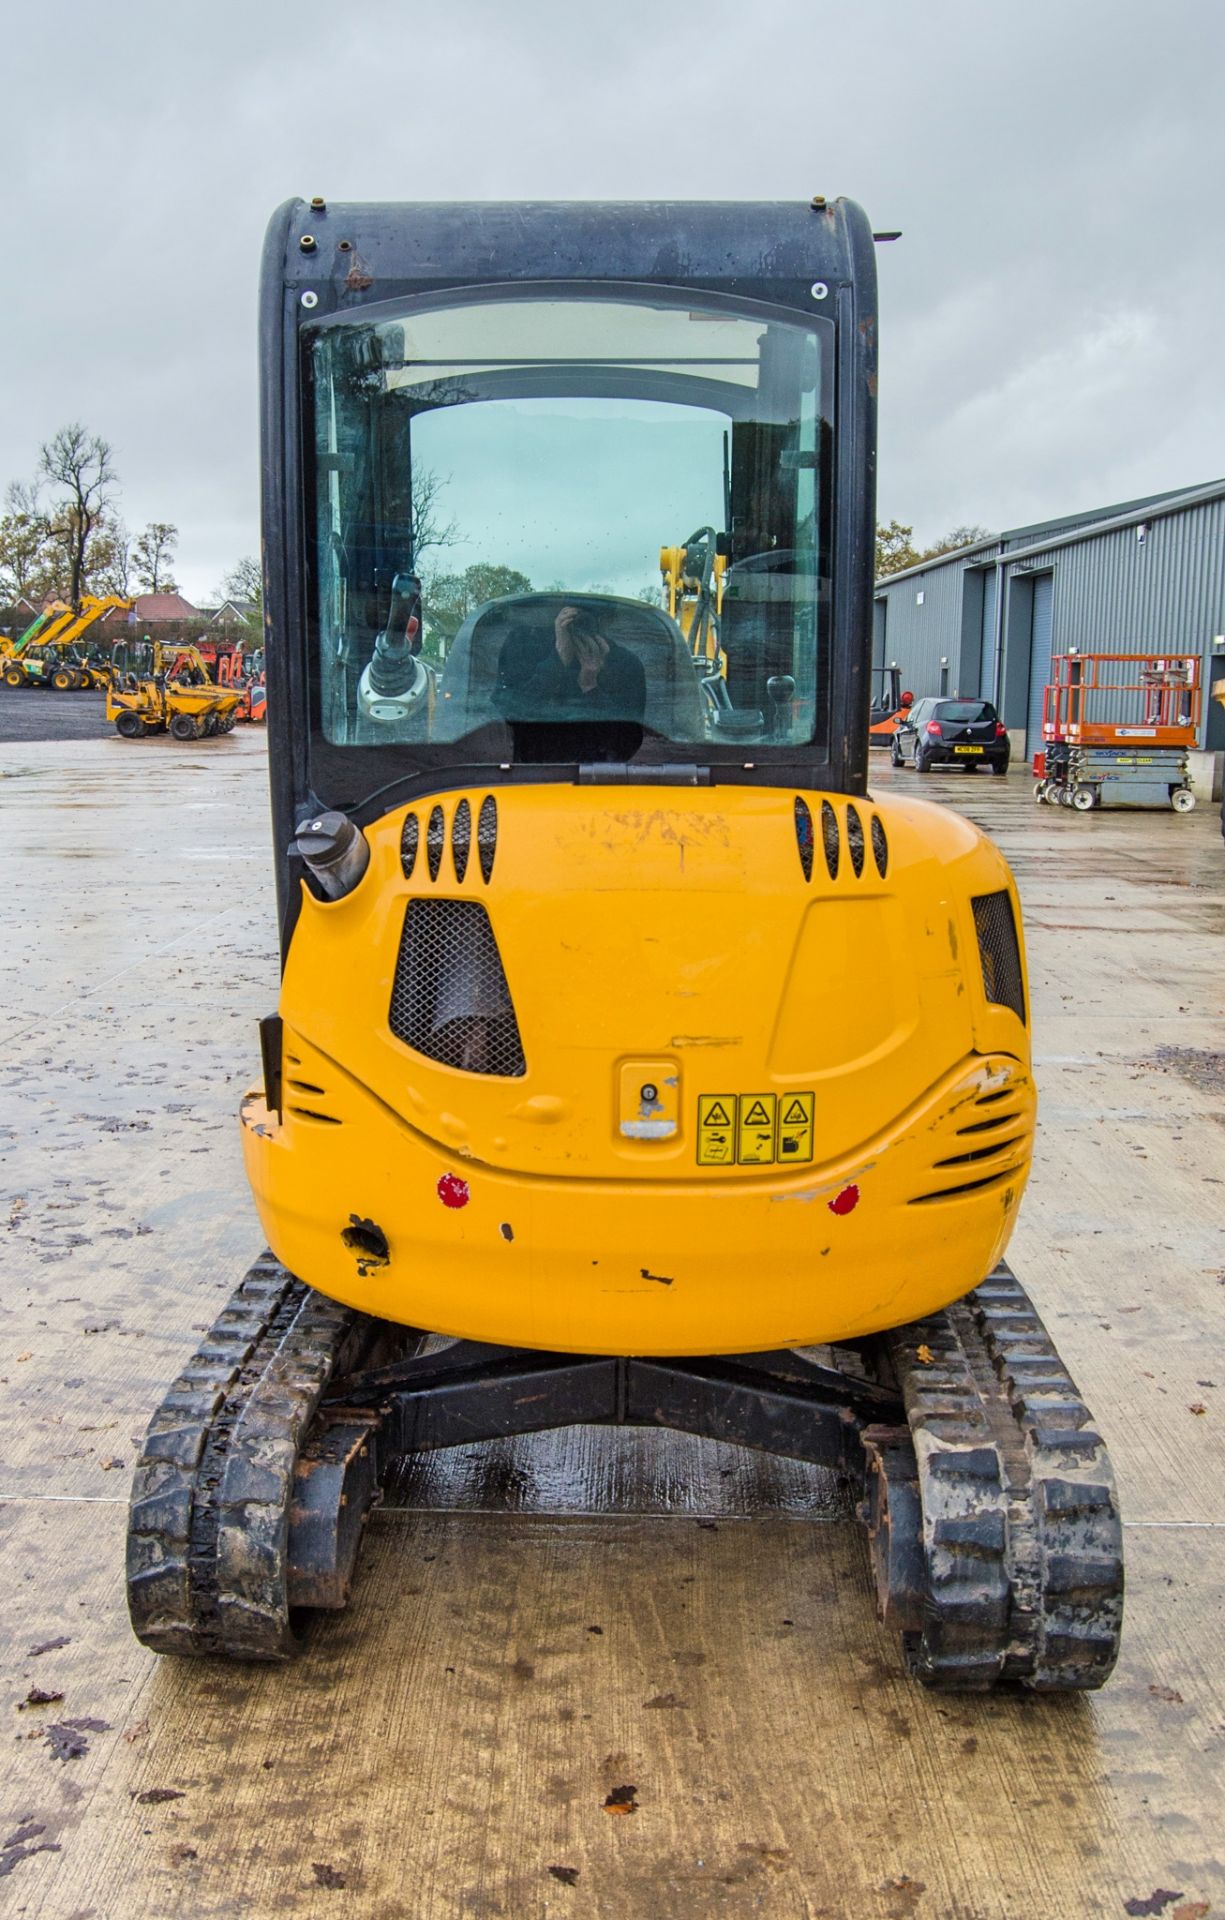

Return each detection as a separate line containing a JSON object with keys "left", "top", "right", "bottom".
{"left": 127, "top": 198, "right": 1123, "bottom": 1690}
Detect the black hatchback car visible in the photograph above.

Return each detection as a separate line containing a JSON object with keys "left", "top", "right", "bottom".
{"left": 890, "top": 697, "right": 1010, "bottom": 775}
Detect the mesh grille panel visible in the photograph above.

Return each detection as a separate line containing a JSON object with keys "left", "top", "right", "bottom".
{"left": 846, "top": 805, "right": 865, "bottom": 877}
{"left": 871, "top": 815, "right": 888, "bottom": 877}
{"left": 971, "top": 891, "right": 1026, "bottom": 1022}
{"left": 389, "top": 899, "right": 526, "bottom": 1076}
{"left": 821, "top": 800, "right": 840, "bottom": 880}
{"left": 794, "top": 797, "right": 814, "bottom": 881}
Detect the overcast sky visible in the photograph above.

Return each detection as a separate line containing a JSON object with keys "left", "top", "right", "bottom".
{"left": 6, "top": 0, "right": 1223, "bottom": 603}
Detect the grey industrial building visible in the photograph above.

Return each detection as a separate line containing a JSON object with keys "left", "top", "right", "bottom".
{"left": 872, "top": 479, "right": 1225, "bottom": 759}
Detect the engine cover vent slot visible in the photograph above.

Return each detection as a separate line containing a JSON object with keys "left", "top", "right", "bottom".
{"left": 821, "top": 800, "right": 840, "bottom": 880}
{"left": 794, "top": 797, "right": 814, "bottom": 881}
{"left": 477, "top": 794, "right": 498, "bottom": 883}
{"left": 426, "top": 805, "right": 445, "bottom": 881}
{"left": 871, "top": 814, "right": 888, "bottom": 877}
{"left": 389, "top": 899, "right": 526, "bottom": 1077}
{"left": 846, "top": 805, "right": 866, "bottom": 878}
{"left": 400, "top": 812, "right": 419, "bottom": 880}
{"left": 972, "top": 891, "right": 1026, "bottom": 1023}
{"left": 908, "top": 1169, "right": 1018, "bottom": 1205}
{"left": 452, "top": 798, "right": 472, "bottom": 883}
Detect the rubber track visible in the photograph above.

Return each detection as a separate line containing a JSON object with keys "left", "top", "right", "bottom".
{"left": 126, "top": 1253, "right": 378, "bottom": 1660}
{"left": 885, "top": 1261, "right": 1123, "bottom": 1691}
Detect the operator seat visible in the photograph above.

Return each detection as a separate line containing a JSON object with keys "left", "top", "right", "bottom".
{"left": 436, "top": 593, "right": 705, "bottom": 743}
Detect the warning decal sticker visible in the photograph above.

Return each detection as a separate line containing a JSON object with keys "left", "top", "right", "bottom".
{"left": 777, "top": 1093, "right": 815, "bottom": 1164}
{"left": 737, "top": 1094, "right": 778, "bottom": 1165}
{"left": 696, "top": 1096, "right": 736, "bottom": 1166}
{"left": 698, "top": 1092, "right": 815, "bottom": 1166}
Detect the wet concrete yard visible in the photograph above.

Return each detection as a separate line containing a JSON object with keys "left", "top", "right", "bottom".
{"left": 1, "top": 725, "right": 1223, "bottom": 1918}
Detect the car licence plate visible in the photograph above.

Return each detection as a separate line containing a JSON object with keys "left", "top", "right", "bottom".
{"left": 954, "top": 745, "right": 984, "bottom": 754}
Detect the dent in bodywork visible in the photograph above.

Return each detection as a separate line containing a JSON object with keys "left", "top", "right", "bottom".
{"left": 341, "top": 1215, "right": 390, "bottom": 1275}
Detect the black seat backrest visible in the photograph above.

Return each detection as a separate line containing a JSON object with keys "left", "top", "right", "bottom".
{"left": 437, "top": 592, "right": 705, "bottom": 741}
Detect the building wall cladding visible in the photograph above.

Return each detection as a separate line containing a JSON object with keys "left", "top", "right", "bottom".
{"left": 874, "top": 485, "right": 1225, "bottom": 749}
{"left": 873, "top": 545, "right": 999, "bottom": 698}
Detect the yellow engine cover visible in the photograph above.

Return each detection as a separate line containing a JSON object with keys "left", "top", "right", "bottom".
{"left": 241, "top": 785, "right": 1034, "bottom": 1354}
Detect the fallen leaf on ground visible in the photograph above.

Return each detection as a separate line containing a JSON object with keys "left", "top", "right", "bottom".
{"left": 915, "top": 1344, "right": 934, "bottom": 1365}
{"left": 28, "top": 1636, "right": 70, "bottom": 1657}
{"left": 132, "top": 1788, "right": 184, "bottom": 1805}
{"left": 1124, "top": 1895, "right": 1187, "bottom": 1918}
{"left": 46, "top": 1723, "right": 91, "bottom": 1761}
{"left": 17, "top": 1688, "right": 63, "bottom": 1710}
{"left": 1188, "top": 1403, "right": 1207, "bottom": 1416}
{"left": 170, "top": 1845, "right": 198, "bottom": 1865}
{"left": 1171, "top": 1903, "right": 1210, "bottom": 1920}
{"left": 0, "top": 1842, "right": 62, "bottom": 1878}
{"left": 1148, "top": 1684, "right": 1185, "bottom": 1704}
{"left": 15, "top": 1352, "right": 31, "bottom": 1364}
{"left": 603, "top": 1785, "right": 638, "bottom": 1815}
{"left": 3, "top": 1824, "right": 46, "bottom": 1848}
{"left": 312, "top": 1862, "right": 346, "bottom": 1889}
{"left": 643, "top": 1692, "right": 685, "bottom": 1709}
{"left": 548, "top": 1866, "right": 580, "bottom": 1887}
{"left": 123, "top": 1719, "right": 150, "bottom": 1744}
{"left": 99, "top": 1457, "right": 125, "bottom": 1471}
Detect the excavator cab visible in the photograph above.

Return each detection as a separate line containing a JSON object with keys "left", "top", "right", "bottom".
{"left": 127, "top": 200, "right": 1122, "bottom": 1690}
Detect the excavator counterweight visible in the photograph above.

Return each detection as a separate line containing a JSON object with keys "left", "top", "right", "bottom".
{"left": 127, "top": 197, "right": 1123, "bottom": 1689}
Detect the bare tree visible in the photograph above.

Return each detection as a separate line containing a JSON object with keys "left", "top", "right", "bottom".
{"left": 91, "top": 516, "right": 133, "bottom": 598}
{"left": 921, "top": 524, "right": 994, "bottom": 561}
{"left": 130, "top": 521, "right": 179, "bottom": 595}
{"left": 411, "top": 467, "right": 458, "bottom": 568}
{"left": 40, "top": 424, "right": 118, "bottom": 608}
{"left": 219, "top": 555, "right": 263, "bottom": 605}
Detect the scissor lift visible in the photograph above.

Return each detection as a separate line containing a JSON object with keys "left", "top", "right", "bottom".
{"left": 1033, "top": 652, "right": 1200, "bottom": 812}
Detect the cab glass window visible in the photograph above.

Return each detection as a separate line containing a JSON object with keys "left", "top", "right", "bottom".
{"left": 305, "top": 295, "right": 833, "bottom": 764}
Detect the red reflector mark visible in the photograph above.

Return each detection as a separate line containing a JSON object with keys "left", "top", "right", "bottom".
{"left": 828, "top": 1183, "right": 860, "bottom": 1216}
{"left": 437, "top": 1173, "right": 470, "bottom": 1209}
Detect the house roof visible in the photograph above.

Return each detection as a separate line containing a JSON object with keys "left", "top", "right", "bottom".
{"left": 132, "top": 593, "right": 202, "bottom": 620}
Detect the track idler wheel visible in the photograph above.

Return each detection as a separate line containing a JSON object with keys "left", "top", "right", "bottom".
{"left": 860, "top": 1426, "right": 925, "bottom": 1635}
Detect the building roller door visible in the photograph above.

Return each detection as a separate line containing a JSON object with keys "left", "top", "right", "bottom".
{"left": 1025, "top": 573, "right": 1054, "bottom": 749}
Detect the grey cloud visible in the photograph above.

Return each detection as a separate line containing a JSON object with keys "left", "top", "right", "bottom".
{"left": 5, "top": 0, "right": 1223, "bottom": 593}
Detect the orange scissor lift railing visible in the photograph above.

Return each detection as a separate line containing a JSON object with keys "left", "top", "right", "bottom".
{"left": 1043, "top": 651, "right": 1201, "bottom": 748}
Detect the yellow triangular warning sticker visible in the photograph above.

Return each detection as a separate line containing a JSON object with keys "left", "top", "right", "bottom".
{"left": 742, "top": 1100, "right": 771, "bottom": 1127}
{"left": 782, "top": 1098, "right": 809, "bottom": 1125}
{"left": 704, "top": 1100, "right": 732, "bottom": 1127}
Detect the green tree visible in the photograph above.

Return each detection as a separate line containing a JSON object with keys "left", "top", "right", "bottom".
{"left": 0, "top": 481, "right": 57, "bottom": 604}
{"left": 39, "top": 423, "right": 119, "bottom": 608}
{"left": 875, "top": 520, "right": 920, "bottom": 578}
{"left": 133, "top": 522, "right": 180, "bottom": 594}
{"left": 424, "top": 563, "right": 532, "bottom": 650}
